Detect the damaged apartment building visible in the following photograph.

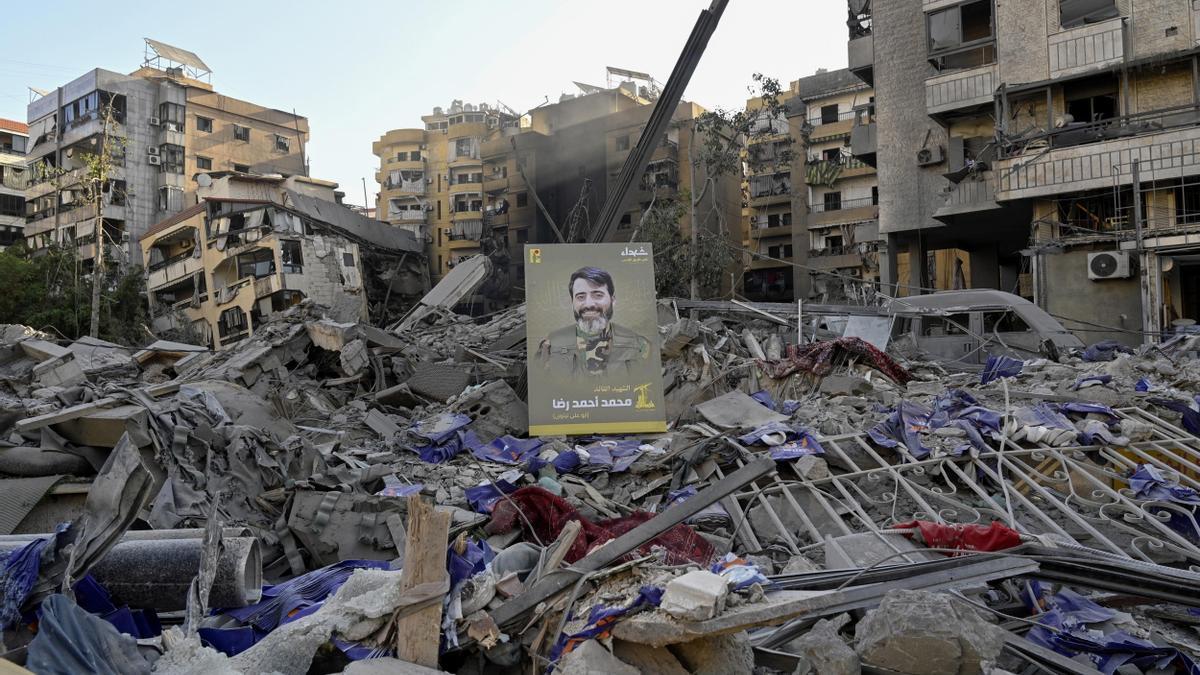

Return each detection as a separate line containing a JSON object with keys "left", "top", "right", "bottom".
{"left": 743, "top": 69, "right": 882, "bottom": 303}
{"left": 373, "top": 69, "right": 742, "bottom": 303}
{"left": 0, "top": 119, "right": 27, "bottom": 248}
{"left": 23, "top": 39, "right": 309, "bottom": 269}
{"left": 848, "top": 0, "right": 1200, "bottom": 345}
{"left": 140, "top": 173, "right": 426, "bottom": 349}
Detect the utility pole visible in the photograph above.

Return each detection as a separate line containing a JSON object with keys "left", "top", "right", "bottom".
{"left": 688, "top": 133, "right": 699, "bottom": 301}
{"left": 362, "top": 177, "right": 370, "bottom": 216}
{"left": 88, "top": 102, "right": 118, "bottom": 338}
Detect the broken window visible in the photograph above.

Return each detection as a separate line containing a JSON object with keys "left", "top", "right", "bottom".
{"left": 820, "top": 105, "right": 839, "bottom": 124}
{"left": 983, "top": 310, "right": 1031, "bottom": 333}
{"left": 823, "top": 192, "right": 842, "bottom": 211}
{"left": 159, "top": 103, "right": 185, "bottom": 132}
{"left": 921, "top": 313, "right": 972, "bottom": 336}
{"left": 271, "top": 290, "right": 304, "bottom": 313}
{"left": 280, "top": 240, "right": 303, "bottom": 274}
{"left": 616, "top": 134, "right": 630, "bottom": 151}
{"left": 274, "top": 135, "right": 289, "bottom": 153}
{"left": 1064, "top": 75, "right": 1119, "bottom": 124}
{"left": 61, "top": 91, "right": 101, "bottom": 128}
{"left": 234, "top": 163, "right": 250, "bottom": 173}
{"left": 822, "top": 147, "right": 841, "bottom": 163}
{"left": 1177, "top": 181, "right": 1200, "bottom": 225}
{"left": 1060, "top": 0, "right": 1119, "bottom": 28}
{"left": 196, "top": 156, "right": 212, "bottom": 170}
{"left": 108, "top": 179, "right": 126, "bottom": 206}
{"left": 159, "top": 143, "right": 184, "bottom": 174}
{"left": 158, "top": 186, "right": 183, "bottom": 212}
{"left": 234, "top": 125, "right": 250, "bottom": 142}
{"left": 218, "top": 307, "right": 247, "bottom": 338}
{"left": 927, "top": 0, "right": 995, "bottom": 69}
{"left": 196, "top": 116, "right": 212, "bottom": 133}
{"left": 237, "top": 248, "right": 275, "bottom": 279}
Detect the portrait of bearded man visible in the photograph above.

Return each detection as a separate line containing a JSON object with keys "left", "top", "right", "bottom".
{"left": 536, "top": 266, "right": 651, "bottom": 377}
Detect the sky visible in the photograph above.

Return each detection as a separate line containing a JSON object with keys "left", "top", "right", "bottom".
{"left": 0, "top": 0, "right": 847, "bottom": 208}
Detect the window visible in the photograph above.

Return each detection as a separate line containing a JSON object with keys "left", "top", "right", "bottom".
{"left": 516, "top": 192, "right": 528, "bottom": 208}
{"left": 196, "top": 156, "right": 212, "bottom": 170}
{"left": 237, "top": 248, "right": 275, "bottom": 279}
{"left": 219, "top": 307, "right": 247, "bottom": 337}
{"left": 159, "top": 144, "right": 184, "bottom": 174}
{"left": 820, "top": 104, "right": 839, "bottom": 124}
{"left": 410, "top": 150, "right": 422, "bottom": 161}
{"left": 872, "top": 186, "right": 879, "bottom": 205}
{"left": 921, "top": 313, "right": 972, "bottom": 336}
{"left": 1059, "top": 0, "right": 1119, "bottom": 29}
{"left": 0, "top": 194, "right": 22, "bottom": 217}
{"left": 1064, "top": 74, "right": 1118, "bottom": 124}
{"left": 822, "top": 147, "right": 841, "bottom": 162}
{"left": 516, "top": 228, "right": 529, "bottom": 243}
{"left": 234, "top": 163, "right": 251, "bottom": 173}
{"left": 437, "top": 200, "right": 442, "bottom": 219}
{"left": 618, "top": 213, "right": 632, "bottom": 229}
{"left": 823, "top": 192, "right": 842, "bottom": 211}
{"left": 108, "top": 180, "right": 126, "bottom": 206}
{"left": 234, "top": 125, "right": 250, "bottom": 142}
{"left": 280, "top": 240, "right": 303, "bottom": 274}
{"left": 826, "top": 235, "right": 844, "bottom": 250}
{"left": 1177, "top": 182, "right": 1200, "bottom": 225}
{"left": 159, "top": 102, "right": 185, "bottom": 131}
{"left": 926, "top": 0, "right": 995, "bottom": 69}
{"left": 196, "top": 116, "right": 212, "bottom": 133}
{"left": 158, "top": 186, "right": 183, "bottom": 212}
{"left": 616, "top": 134, "right": 630, "bottom": 151}
{"left": 342, "top": 252, "right": 355, "bottom": 267}
{"left": 274, "top": 134, "right": 289, "bottom": 153}
{"left": 983, "top": 310, "right": 1031, "bottom": 334}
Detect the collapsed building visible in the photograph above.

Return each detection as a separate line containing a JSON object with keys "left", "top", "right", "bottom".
{"left": 141, "top": 173, "right": 427, "bottom": 349}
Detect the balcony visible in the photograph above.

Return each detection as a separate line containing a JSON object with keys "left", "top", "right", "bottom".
{"left": 749, "top": 255, "right": 791, "bottom": 270}
{"left": 749, "top": 222, "right": 793, "bottom": 239}
{"left": 807, "top": 249, "right": 865, "bottom": 270}
{"left": 388, "top": 209, "right": 426, "bottom": 222}
{"left": 850, "top": 122, "right": 877, "bottom": 167}
{"left": 925, "top": 63, "right": 997, "bottom": 117}
{"left": 805, "top": 157, "right": 872, "bottom": 187}
{"left": 995, "top": 105, "right": 1200, "bottom": 201}
{"left": 934, "top": 170, "right": 1001, "bottom": 222}
{"left": 254, "top": 274, "right": 283, "bottom": 299}
{"left": 808, "top": 110, "right": 857, "bottom": 142}
{"left": 146, "top": 253, "right": 203, "bottom": 290}
{"left": 808, "top": 196, "right": 878, "bottom": 226}
{"left": 1048, "top": 17, "right": 1125, "bottom": 80}
{"left": 381, "top": 179, "right": 426, "bottom": 195}
{"left": 848, "top": 33, "right": 873, "bottom": 86}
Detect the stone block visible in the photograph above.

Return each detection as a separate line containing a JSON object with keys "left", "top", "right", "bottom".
{"left": 660, "top": 570, "right": 728, "bottom": 622}
{"left": 855, "top": 589, "right": 1007, "bottom": 675}
{"left": 558, "top": 639, "right": 639, "bottom": 675}
{"left": 338, "top": 338, "right": 368, "bottom": 376}
{"left": 819, "top": 375, "right": 872, "bottom": 396}
{"left": 782, "top": 614, "right": 860, "bottom": 675}
{"left": 33, "top": 356, "right": 86, "bottom": 388}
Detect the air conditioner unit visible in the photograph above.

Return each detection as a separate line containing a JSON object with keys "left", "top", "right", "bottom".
{"left": 916, "top": 145, "right": 946, "bottom": 166}
{"left": 147, "top": 146, "right": 160, "bottom": 156}
{"left": 443, "top": 227, "right": 453, "bottom": 236}
{"left": 148, "top": 116, "right": 161, "bottom": 126}
{"left": 1088, "top": 251, "right": 1132, "bottom": 280}
{"left": 147, "top": 155, "right": 162, "bottom": 166}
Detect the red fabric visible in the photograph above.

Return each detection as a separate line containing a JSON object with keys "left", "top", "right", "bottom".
{"left": 894, "top": 520, "right": 1022, "bottom": 553}
{"left": 758, "top": 337, "right": 912, "bottom": 385}
{"left": 486, "top": 487, "right": 715, "bottom": 565}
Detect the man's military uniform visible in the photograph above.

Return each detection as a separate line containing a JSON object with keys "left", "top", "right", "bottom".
{"left": 537, "top": 323, "right": 651, "bottom": 377}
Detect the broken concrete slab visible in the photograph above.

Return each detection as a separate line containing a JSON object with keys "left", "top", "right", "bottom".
{"left": 558, "top": 639, "right": 639, "bottom": 675}
{"left": 782, "top": 614, "right": 860, "bottom": 675}
{"left": 18, "top": 339, "right": 70, "bottom": 362}
{"left": 662, "top": 319, "right": 701, "bottom": 358}
{"left": 305, "top": 319, "right": 359, "bottom": 351}
{"left": 855, "top": 589, "right": 1007, "bottom": 675}
{"left": 819, "top": 375, "right": 872, "bottom": 396}
{"left": 661, "top": 570, "right": 729, "bottom": 621}
{"left": 375, "top": 383, "right": 422, "bottom": 408}
{"left": 695, "top": 390, "right": 788, "bottom": 429}
{"left": 449, "top": 380, "right": 527, "bottom": 443}
{"left": 32, "top": 355, "right": 86, "bottom": 388}
{"left": 824, "top": 532, "right": 941, "bottom": 569}
{"left": 392, "top": 255, "right": 491, "bottom": 332}
{"left": 613, "top": 589, "right": 841, "bottom": 647}
{"left": 612, "top": 640, "right": 690, "bottom": 675}
{"left": 668, "top": 632, "right": 754, "bottom": 675}
{"left": 52, "top": 404, "right": 148, "bottom": 448}
{"left": 338, "top": 338, "right": 368, "bottom": 375}
{"left": 0, "top": 447, "right": 93, "bottom": 478}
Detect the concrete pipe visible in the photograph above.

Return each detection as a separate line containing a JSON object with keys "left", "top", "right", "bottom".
{"left": 0, "top": 535, "right": 262, "bottom": 611}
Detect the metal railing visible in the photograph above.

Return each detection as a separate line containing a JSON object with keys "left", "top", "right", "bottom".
{"left": 147, "top": 249, "right": 195, "bottom": 272}
{"left": 809, "top": 196, "right": 876, "bottom": 213}
{"left": 808, "top": 109, "right": 858, "bottom": 126}
{"left": 1000, "top": 103, "right": 1200, "bottom": 158}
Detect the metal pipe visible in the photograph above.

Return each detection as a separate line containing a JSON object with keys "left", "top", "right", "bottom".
{"left": 0, "top": 534, "right": 261, "bottom": 610}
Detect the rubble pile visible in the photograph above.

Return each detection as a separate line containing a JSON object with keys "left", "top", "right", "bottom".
{"left": 5, "top": 293, "right": 1200, "bottom": 674}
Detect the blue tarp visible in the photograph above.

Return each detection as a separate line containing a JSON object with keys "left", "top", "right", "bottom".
{"left": 980, "top": 355, "right": 1023, "bottom": 385}
{"left": 28, "top": 595, "right": 151, "bottom": 675}
{"left": 547, "top": 586, "right": 664, "bottom": 668}
{"left": 869, "top": 390, "right": 1001, "bottom": 458}
{"left": 1082, "top": 340, "right": 1135, "bottom": 362}
{"left": 471, "top": 435, "right": 544, "bottom": 465}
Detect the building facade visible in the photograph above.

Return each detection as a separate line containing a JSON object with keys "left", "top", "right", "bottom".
{"left": 851, "top": 0, "right": 1200, "bottom": 343}
{"left": 140, "top": 173, "right": 425, "bottom": 349}
{"left": 744, "top": 70, "right": 883, "bottom": 303}
{"left": 373, "top": 84, "right": 743, "bottom": 298}
{"left": 0, "top": 119, "right": 28, "bottom": 248}
{"left": 25, "top": 40, "right": 308, "bottom": 269}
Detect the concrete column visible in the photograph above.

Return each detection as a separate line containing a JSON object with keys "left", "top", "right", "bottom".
{"left": 1140, "top": 251, "right": 1163, "bottom": 343}
{"left": 969, "top": 248, "right": 1000, "bottom": 290}
{"left": 793, "top": 193, "right": 811, "bottom": 300}
{"left": 907, "top": 237, "right": 928, "bottom": 296}
{"left": 881, "top": 233, "right": 900, "bottom": 296}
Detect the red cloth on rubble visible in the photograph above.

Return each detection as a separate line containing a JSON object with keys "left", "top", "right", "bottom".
{"left": 757, "top": 337, "right": 912, "bottom": 385}
{"left": 486, "top": 486, "right": 715, "bottom": 565}
{"left": 894, "top": 520, "right": 1023, "bottom": 553}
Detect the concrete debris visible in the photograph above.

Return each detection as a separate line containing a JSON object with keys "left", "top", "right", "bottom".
{"left": 2, "top": 291, "right": 1200, "bottom": 675}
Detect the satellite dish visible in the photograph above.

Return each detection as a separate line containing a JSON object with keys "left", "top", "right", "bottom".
{"left": 196, "top": 173, "right": 213, "bottom": 187}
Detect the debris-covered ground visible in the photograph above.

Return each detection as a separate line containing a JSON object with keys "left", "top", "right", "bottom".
{"left": 5, "top": 290, "right": 1200, "bottom": 674}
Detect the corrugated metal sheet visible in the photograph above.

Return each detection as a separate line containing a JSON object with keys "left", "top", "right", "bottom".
{"left": 0, "top": 475, "right": 62, "bottom": 535}
{"left": 144, "top": 39, "right": 211, "bottom": 73}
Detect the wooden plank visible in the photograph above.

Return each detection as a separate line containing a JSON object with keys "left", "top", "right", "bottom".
{"left": 396, "top": 495, "right": 451, "bottom": 668}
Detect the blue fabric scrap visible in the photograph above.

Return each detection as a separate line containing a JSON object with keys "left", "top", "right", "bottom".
{"left": 547, "top": 586, "right": 664, "bottom": 667}
{"left": 980, "top": 355, "right": 1023, "bottom": 385}
{"left": 1082, "top": 340, "right": 1135, "bottom": 362}
{"left": 471, "top": 435, "right": 544, "bottom": 465}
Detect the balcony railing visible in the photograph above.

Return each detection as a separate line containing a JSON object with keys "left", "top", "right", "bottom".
{"left": 807, "top": 109, "right": 858, "bottom": 126}
{"left": 809, "top": 196, "right": 876, "bottom": 213}
{"left": 1000, "top": 103, "right": 1200, "bottom": 159}
{"left": 809, "top": 242, "right": 880, "bottom": 257}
